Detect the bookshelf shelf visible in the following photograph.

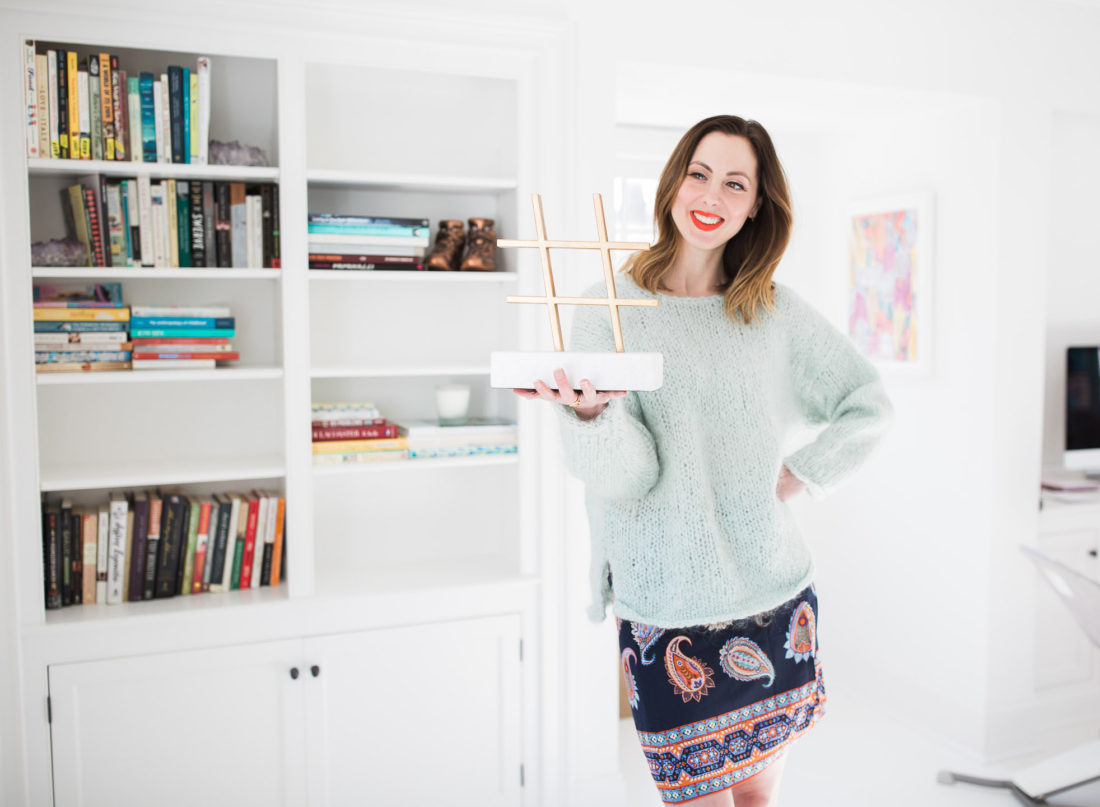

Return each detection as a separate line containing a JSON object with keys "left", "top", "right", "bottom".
{"left": 27, "top": 158, "right": 280, "bottom": 182}
{"left": 39, "top": 455, "right": 286, "bottom": 492}
{"left": 36, "top": 366, "right": 284, "bottom": 385}
{"left": 306, "top": 169, "right": 516, "bottom": 193}
{"left": 32, "top": 267, "right": 280, "bottom": 280}
{"left": 35, "top": 583, "right": 289, "bottom": 630}
{"left": 308, "top": 269, "right": 518, "bottom": 283}
{"left": 311, "top": 453, "right": 518, "bottom": 476}
{"left": 309, "top": 365, "right": 490, "bottom": 379}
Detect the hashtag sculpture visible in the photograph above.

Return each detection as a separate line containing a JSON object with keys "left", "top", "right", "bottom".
{"left": 489, "top": 193, "right": 664, "bottom": 392}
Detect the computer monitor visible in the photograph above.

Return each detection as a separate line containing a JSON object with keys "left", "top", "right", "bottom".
{"left": 1065, "top": 347, "right": 1100, "bottom": 475}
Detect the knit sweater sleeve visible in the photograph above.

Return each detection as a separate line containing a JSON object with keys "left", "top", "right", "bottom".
{"left": 555, "top": 300, "right": 660, "bottom": 500}
{"left": 779, "top": 287, "right": 893, "bottom": 499}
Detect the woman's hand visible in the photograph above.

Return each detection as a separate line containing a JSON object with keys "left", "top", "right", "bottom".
{"left": 513, "top": 368, "right": 626, "bottom": 421}
{"left": 776, "top": 466, "right": 807, "bottom": 501}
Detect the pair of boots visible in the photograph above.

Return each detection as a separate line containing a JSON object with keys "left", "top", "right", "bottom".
{"left": 426, "top": 218, "right": 497, "bottom": 271}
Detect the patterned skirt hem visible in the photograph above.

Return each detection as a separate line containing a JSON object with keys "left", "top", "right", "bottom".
{"left": 642, "top": 659, "right": 826, "bottom": 804}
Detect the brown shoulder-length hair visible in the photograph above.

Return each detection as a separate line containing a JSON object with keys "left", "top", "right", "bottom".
{"left": 624, "top": 115, "right": 793, "bottom": 325}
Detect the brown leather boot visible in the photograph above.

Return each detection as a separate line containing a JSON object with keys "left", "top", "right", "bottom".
{"left": 460, "top": 218, "right": 497, "bottom": 271}
{"left": 426, "top": 220, "right": 465, "bottom": 271}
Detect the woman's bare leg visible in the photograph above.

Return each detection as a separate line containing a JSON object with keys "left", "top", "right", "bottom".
{"left": 727, "top": 752, "right": 788, "bottom": 807}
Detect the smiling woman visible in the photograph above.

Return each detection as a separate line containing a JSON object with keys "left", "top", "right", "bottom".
{"left": 515, "top": 114, "right": 893, "bottom": 806}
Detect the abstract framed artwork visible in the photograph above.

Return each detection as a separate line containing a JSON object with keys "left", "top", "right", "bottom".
{"left": 847, "top": 193, "right": 934, "bottom": 375}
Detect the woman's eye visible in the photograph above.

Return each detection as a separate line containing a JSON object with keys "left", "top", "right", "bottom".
{"left": 689, "top": 171, "right": 707, "bottom": 180}
{"left": 727, "top": 181, "right": 745, "bottom": 191}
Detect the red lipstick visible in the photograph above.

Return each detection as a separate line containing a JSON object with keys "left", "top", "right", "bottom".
{"left": 689, "top": 209, "right": 724, "bottom": 231}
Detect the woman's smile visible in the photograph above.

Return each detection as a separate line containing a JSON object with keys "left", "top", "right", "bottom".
{"left": 689, "top": 209, "right": 725, "bottom": 231}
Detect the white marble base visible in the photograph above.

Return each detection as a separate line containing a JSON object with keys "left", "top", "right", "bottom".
{"left": 490, "top": 351, "right": 664, "bottom": 391}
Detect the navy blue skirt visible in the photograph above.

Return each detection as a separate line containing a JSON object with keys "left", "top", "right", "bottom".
{"left": 617, "top": 585, "right": 825, "bottom": 803}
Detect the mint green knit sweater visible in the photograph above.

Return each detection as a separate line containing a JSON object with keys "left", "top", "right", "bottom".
{"left": 557, "top": 274, "right": 892, "bottom": 628}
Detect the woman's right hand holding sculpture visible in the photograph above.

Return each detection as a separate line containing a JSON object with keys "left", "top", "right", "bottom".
{"left": 513, "top": 368, "right": 626, "bottom": 421}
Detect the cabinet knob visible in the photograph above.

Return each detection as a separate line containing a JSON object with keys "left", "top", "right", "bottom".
{"left": 1089, "top": 549, "right": 1098, "bottom": 558}
{"left": 311, "top": 665, "right": 321, "bottom": 678}
{"left": 290, "top": 667, "right": 300, "bottom": 680}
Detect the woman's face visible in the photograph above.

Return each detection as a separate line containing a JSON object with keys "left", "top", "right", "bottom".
{"left": 671, "top": 131, "right": 762, "bottom": 252}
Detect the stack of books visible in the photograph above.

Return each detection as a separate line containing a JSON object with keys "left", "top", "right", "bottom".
{"left": 23, "top": 40, "right": 212, "bottom": 165}
{"left": 59, "top": 176, "right": 279, "bottom": 269}
{"left": 34, "top": 283, "right": 131, "bottom": 372}
{"left": 397, "top": 417, "right": 518, "bottom": 459}
{"left": 41, "top": 489, "right": 285, "bottom": 609}
{"left": 130, "top": 305, "right": 238, "bottom": 369}
{"left": 308, "top": 214, "right": 428, "bottom": 270}
{"left": 311, "top": 402, "right": 407, "bottom": 465}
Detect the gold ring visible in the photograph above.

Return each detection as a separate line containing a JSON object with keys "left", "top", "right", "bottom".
{"left": 565, "top": 398, "right": 584, "bottom": 408}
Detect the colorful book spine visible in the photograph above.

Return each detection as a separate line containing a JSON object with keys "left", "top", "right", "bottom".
{"left": 76, "top": 62, "right": 90, "bottom": 159}
{"left": 43, "top": 507, "right": 61, "bottom": 609}
{"left": 47, "top": 50, "right": 59, "bottom": 158}
{"left": 188, "top": 69, "right": 198, "bottom": 163}
{"left": 65, "top": 51, "right": 79, "bottom": 160}
{"left": 99, "top": 53, "right": 114, "bottom": 160}
{"left": 180, "top": 67, "right": 191, "bottom": 165}
{"left": 270, "top": 497, "right": 285, "bottom": 587}
{"left": 112, "top": 60, "right": 126, "bottom": 161}
{"left": 95, "top": 504, "right": 109, "bottom": 602}
{"left": 35, "top": 53, "right": 49, "bottom": 158}
{"left": 238, "top": 497, "right": 258, "bottom": 589}
{"left": 88, "top": 57, "right": 102, "bottom": 160}
{"left": 127, "top": 493, "right": 149, "bottom": 602}
{"left": 139, "top": 72, "right": 156, "bottom": 162}
{"left": 143, "top": 494, "right": 161, "bottom": 600}
{"left": 56, "top": 50, "right": 68, "bottom": 158}
{"left": 81, "top": 511, "right": 97, "bottom": 604}
{"left": 312, "top": 424, "right": 398, "bottom": 441}
{"left": 24, "top": 40, "right": 38, "bottom": 158}
{"left": 179, "top": 498, "right": 200, "bottom": 595}
{"left": 191, "top": 499, "right": 211, "bottom": 594}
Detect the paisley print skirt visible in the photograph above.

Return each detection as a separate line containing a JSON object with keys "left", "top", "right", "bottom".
{"left": 617, "top": 585, "right": 825, "bottom": 804}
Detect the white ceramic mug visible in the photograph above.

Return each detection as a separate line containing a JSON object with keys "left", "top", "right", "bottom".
{"left": 436, "top": 383, "right": 471, "bottom": 426}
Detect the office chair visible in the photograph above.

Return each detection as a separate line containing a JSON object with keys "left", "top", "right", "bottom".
{"left": 937, "top": 546, "right": 1100, "bottom": 806}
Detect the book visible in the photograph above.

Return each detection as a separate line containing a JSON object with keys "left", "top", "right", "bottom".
{"left": 180, "top": 67, "right": 191, "bottom": 165}
{"left": 188, "top": 68, "right": 198, "bottom": 163}
{"left": 311, "top": 401, "right": 381, "bottom": 421}
{"left": 310, "top": 417, "right": 387, "bottom": 428}
{"left": 127, "top": 491, "right": 149, "bottom": 602}
{"left": 106, "top": 492, "right": 128, "bottom": 605}
{"left": 311, "top": 449, "right": 408, "bottom": 465}
{"left": 196, "top": 57, "right": 210, "bottom": 164}
{"left": 132, "top": 359, "right": 215, "bottom": 369}
{"left": 82, "top": 182, "right": 107, "bottom": 267}
{"left": 57, "top": 50, "right": 69, "bottom": 158}
{"left": 202, "top": 182, "right": 216, "bottom": 266}
{"left": 176, "top": 180, "right": 191, "bottom": 266}
{"left": 42, "top": 505, "right": 61, "bottom": 609}
{"left": 214, "top": 183, "right": 231, "bottom": 266}
{"left": 160, "top": 73, "right": 171, "bottom": 163}
{"left": 191, "top": 499, "right": 212, "bottom": 594}
{"left": 35, "top": 332, "right": 128, "bottom": 345}
{"left": 154, "top": 493, "right": 184, "bottom": 598}
{"left": 307, "top": 233, "right": 430, "bottom": 248}
{"left": 409, "top": 445, "right": 518, "bottom": 459}
{"left": 206, "top": 494, "right": 230, "bottom": 592}
{"left": 69, "top": 506, "right": 82, "bottom": 605}
{"left": 179, "top": 498, "right": 201, "bottom": 595}
{"left": 270, "top": 497, "right": 286, "bottom": 587}
{"left": 36, "top": 350, "right": 131, "bottom": 364}
{"left": 131, "top": 305, "right": 231, "bottom": 317}
{"left": 212, "top": 494, "right": 240, "bottom": 592}
{"left": 271, "top": 184, "right": 280, "bottom": 268}
{"left": 129, "top": 76, "right": 143, "bottom": 163}
{"left": 139, "top": 72, "right": 156, "bottom": 162}
{"left": 98, "top": 53, "right": 114, "bottom": 160}
{"left": 152, "top": 77, "right": 165, "bottom": 163}
{"left": 130, "top": 329, "right": 234, "bottom": 339}
{"left": 60, "top": 183, "right": 92, "bottom": 265}
{"left": 47, "top": 50, "right": 59, "bottom": 158}
{"left": 132, "top": 352, "right": 237, "bottom": 361}
{"left": 131, "top": 316, "right": 234, "bottom": 329}
{"left": 122, "top": 507, "right": 134, "bottom": 601}
{"left": 312, "top": 423, "right": 398, "bottom": 441}
{"left": 121, "top": 180, "right": 136, "bottom": 264}
{"left": 201, "top": 497, "right": 220, "bottom": 591}
{"left": 249, "top": 492, "right": 269, "bottom": 589}
{"left": 35, "top": 361, "right": 131, "bottom": 373}
{"left": 34, "top": 320, "right": 126, "bottom": 333}
{"left": 261, "top": 184, "right": 273, "bottom": 268}
{"left": 308, "top": 253, "right": 422, "bottom": 266}
{"left": 137, "top": 173, "right": 153, "bottom": 264}
{"left": 308, "top": 244, "right": 425, "bottom": 259}
{"left": 76, "top": 61, "right": 90, "bottom": 159}
{"left": 59, "top": 498, "right": 72, "bottom": 606}
{"left": 88, "top": 56, "right": 102, "bottom": 160}
{"left": 34, "top": 307, "right": 129, "bottom": 322}
{"left": 307, "top": 223, "right": 430, "bottom": 238}
{"left": 166, "top": 179, "right": 179, "bottom": 267}
{"left": 238, "top": 496, "right": 259, "bottom": 589}
{"left": 23, "top": 40, "right": 36, "bottom": 158}
{"left": 66, "top": 51, "right": 79, "bottom": 159}
{"left": 247, "top": 192, "right": 261, "bottom": 268}
{"left": 311, "top": 437, "right": 408, "bottom": 454}
{"left": 106, "top": 181, "right": 126, "bottom": 266}
{"left": 35, "top": 52, "right": 49, "bottom": 158}
{"left": 308, "top": 214, "right": 430, "bottom": 227}
{"left": 95, "top": 504, "right": 109, "bottom": 602}
{"left": 230, "top": 183, "right": 247, "bottom": 267}
{"left": 81, "top": 510, "right": 97, "bottom": 604}
{"left": 112, "top": 59, "right": 125, "bottom": 161}
{"left": 228, "top": 495, "right": 248, "bottom": 590}
{"left": 189, "top": 180, "right": 205, "bottom": 267}
{"left": 309, "top": 261, "right": 425, "bottom": 271}
{"left": 150, "top": 182, "right": 166, "bottom": 266}
{"left": 174, "top": 496, "right": 192, "bottom": 593}
{"left": 143, "top": 492, "right": 162, "bottom": 600}
{"left": 34, "top": 281, "right": 123, "bottom": 305}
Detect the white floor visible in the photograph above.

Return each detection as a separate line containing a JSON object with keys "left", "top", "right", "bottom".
{"left": 618, "top": 693, "right": 1100, "bottom": 806}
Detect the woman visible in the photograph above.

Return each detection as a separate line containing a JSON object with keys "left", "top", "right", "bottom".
{"left": 515, "top": 115, "right": 892, "bottom": 805}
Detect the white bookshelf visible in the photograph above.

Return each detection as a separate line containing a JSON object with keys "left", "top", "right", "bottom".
{"left": 2, "top": 11, "right": 561, "bottom": 807}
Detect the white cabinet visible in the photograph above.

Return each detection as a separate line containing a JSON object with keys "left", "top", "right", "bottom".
{"left": 48, "top": 639, "right": 308, "bottom": 807}
{"left": 303, "top": 616, "right": 523, "bottom": 807}
{"left": 48, "top": 615, "right": 523, "bottom": 807}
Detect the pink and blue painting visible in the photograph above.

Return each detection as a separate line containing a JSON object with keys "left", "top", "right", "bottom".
{"left": 848, "top": 201, "right": 928, "bottom": 368}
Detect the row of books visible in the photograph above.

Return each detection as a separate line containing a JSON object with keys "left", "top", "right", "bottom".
{"left": 23, "top": 41, "right": 212, "bottom": 164}
{"left": 310, "top": 402, "right": 518, "bottom": 464}
{"left": 42, "top": 489, "right": 285, "bottom": 609}
{"left": 33, "top": 285, "right": 240, "bottom": 372}
{"left": 61, "top": 175, "right": 280, "bottom": 269}
{"left": 307, "top": 214, "right": 427, "bottom": 270}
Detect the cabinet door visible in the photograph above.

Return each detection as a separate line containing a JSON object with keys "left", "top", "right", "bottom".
{"left": 49, "top": 640, "right": 307, "bottom": 807}
{"left": 304, "top": 614, "right": 523, "bottom": 807}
